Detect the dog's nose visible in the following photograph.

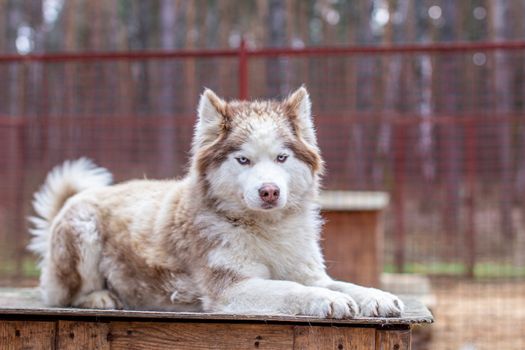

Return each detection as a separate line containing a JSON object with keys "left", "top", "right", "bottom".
{"left": 258, "top": 183, "right": 280, "bottom": 203}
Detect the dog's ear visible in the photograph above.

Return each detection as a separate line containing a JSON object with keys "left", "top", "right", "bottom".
{"left": 284, "top": 86, "right": 317, "bottom": 147}
{"left": 195, "top": 89, "right": 228, "bottom": 146}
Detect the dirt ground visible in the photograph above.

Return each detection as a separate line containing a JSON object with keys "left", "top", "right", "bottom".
{"left": 425, "top": 277, "right": 525, "bottom": 350}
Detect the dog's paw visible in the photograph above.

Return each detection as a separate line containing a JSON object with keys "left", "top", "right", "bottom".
{"left": 301, "top": 288, "right": 359, "bottom": 319}
{"left": 73, "top": 290, "right": 123, "bottom": 309}
{"left": 358, "top": 289, "right": 404, "bottom": 317}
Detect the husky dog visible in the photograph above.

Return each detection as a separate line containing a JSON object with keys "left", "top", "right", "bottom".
{"left": 28, "top": 87, "right": 403, "bottom": 318}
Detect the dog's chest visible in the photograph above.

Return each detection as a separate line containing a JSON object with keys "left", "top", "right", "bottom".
{"left": 224, "top": 219, "right": 316, "bottom": 279}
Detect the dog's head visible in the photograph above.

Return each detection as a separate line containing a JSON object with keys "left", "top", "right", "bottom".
{"left": 191, "top": 87, "right": 324, "bottom": 215}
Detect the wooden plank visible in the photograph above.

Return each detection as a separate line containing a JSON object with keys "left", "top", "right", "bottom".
{"left": 0, "top": 320, "right": 55, "bottom": 350}
{"left": 0, "top": 288, "right": 434, "bottom": 326}
{"left": 319, "top": 191, "right": 389, "bottom": 211}
{"left": 293, "top": 326, "right": 376, "bottom": 350}
{"left": 57, "top": 320, "right": 109, "bottom": 350}
{"left": 375, "top": 329, "right": 411, "bottom": 350}
{"left": 322, "top": 210, "right": 382, "bottom": 287}
{"left": 106, "top": 322, "right": 294, "bottom": 349}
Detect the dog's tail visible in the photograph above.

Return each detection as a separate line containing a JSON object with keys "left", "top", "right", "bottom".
{"left": 28, "top": 158, "right": 112, "bottom": 260}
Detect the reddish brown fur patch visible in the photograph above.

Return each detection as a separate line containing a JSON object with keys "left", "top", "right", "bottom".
{"left": 203, "top": 89, "right": 235, "bottom": 132}
{"left": 286, "top": 139, "right": 324, "bottom": 174}
{"left": 204, "top": 90, "right": 227, "bottom": 116}
{"left": 195, "top": 95, "right": 250, "bottom": 176}
{"left": 97, "top": 203, "right": 200, "bottom": 308}
{"left": 285, "top": 87, "right": 308, "bottom": 111}
{"left": 282, "top": 90, "right": 324, "bottom": 174}
{"left": 203, "top": 267, "right": 245, "bottom": 302}
{"left": 50, "top": 217, "right": 82, "bottom": 305}
{"left": 104, "top": 241, "right": 196, "bottom": 307}
{"left": 283, "top": 90, "right": 307, "bottom": 137}
{"left": 195, "top": 135, "right": 242, "bottom": 176}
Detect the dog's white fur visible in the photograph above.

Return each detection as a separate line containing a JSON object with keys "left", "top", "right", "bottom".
{"left": 29, "top": 87, "right": 404, "bottom": 318}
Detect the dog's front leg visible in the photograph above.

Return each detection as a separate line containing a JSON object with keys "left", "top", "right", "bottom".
{"left": 313, "top": 278, "right": 404, "bottom": 317}
{"left": 285, "top": 247, "right": 404, "bottom": 317}
{"left": 208, "top": 278, "right": 359, "bottom": 319}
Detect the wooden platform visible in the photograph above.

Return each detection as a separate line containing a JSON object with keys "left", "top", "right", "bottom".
{"left": 0, "top": 288, "right": 432, "bottom": 349}
{"left": 320, "top": 191, "right": 388, "bottom": 287}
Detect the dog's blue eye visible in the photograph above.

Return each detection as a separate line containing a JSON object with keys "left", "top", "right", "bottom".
{"left": 236, "top": 156, "right": 250, "bottom": 165}
{"left": 276, "top": 154, "right": 288, "bottom": 163}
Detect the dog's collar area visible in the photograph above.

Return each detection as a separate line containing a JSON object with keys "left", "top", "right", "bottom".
{"left": 224, "top": 215, "right": 257, "bottom": 227}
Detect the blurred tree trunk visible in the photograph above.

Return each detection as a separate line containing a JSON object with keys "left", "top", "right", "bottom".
{"left": 7, "top": 0, "right": 21, "bottom": 116}
{"left": 60, "top": 0, "right": 77, "bottom": 161}
{"left": 438, "top": 0, "right": 462, "bottom": 256}
{"left": 86, "top": 0, "right": 105, "bottom": 160}
{"left": 195, "top": 0, "right": 207, "bottom": 97}
{"left": 184, "top": 1, "right": 196, "bottom": 109}
{"left": 128, "top": 1, "right": 154, "bottom": 163}
{"left": 515, "top": 1, "right": 525, "bottom": 265}
{"left": 283, "top": 0, "right": 294, "bottom": 92}
{"left": 373, "top": 0, "right": 411, "bottom": 188}
{"left": 217, "top": 1, "right": 233, "bottom": 94}
{"left": 177, "top": 0, "right": 196, "bottom": 175}
{"left": 63, "top": 0, "right": 77, "bottom": 115}
{"left": 158, "top": 0, "right": 180, "bottom": 177}
{"left": 112, "top": 3, "right": 134, "bottom": 117}
{"left": 89, "top": 0, "right": 102, "bottom": 49}
{"left": 24, "top": 1, "right": 43, "bottom": 164}
{"left": 113, "top": 2, "right": 136, "bottom": 173}
{"left": 297, "top": 0, "right": 308, "bottom": 43}
{"left": 0, "top": 0, "right": 5, "bottom": 53}
{"left": 516, "top": 0, "right": 525, "bottom": 192}
{"left": 195, "top": 0, "right": 207, "bottom": 49}
{"left": 318, "top": 0, "right": 338, "bottom": 112}
{"left": 297, "top": 0, "right": 308, "bottom": 87}
{"left": 5, "top": 0, "right": 25, "bottom": 276}
{"left": 266, "top": 0, "right": 288, "bottom": 97}
{"left": 413, "top": 0, "right": 435, "bottom": 186}
{"left": 489, "top": 0, "right": 514, "bottom": 242}
{"left": 133, "top": 1, "right": 153, "bottom": 113}
{"left": 342, "top": 0, "right": 357, "bottom": 187}
{"left": 350, "top": 0, "right": 373, "bottom": 189}
{"left": 26, "top": 2, "right": 43, "bottom": 117}
{"left": 159, "top": 0, "right": 177, "bottom": 111}
{"left": 249, "top": 0, "right": 268, "bottom": 98}
{"left": 0, "top": 0, "right": 6, "bottom": 114}
{"left": 30, "top": 1, "right": 49, "bottom": 165}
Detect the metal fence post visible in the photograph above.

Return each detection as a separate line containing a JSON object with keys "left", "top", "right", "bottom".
{"left": 465, "top": 120, "right": 477, "bottom": 278}
{"left": 238, "top": 38, "right": 248, "bottom": 100}
{"left": 394, "top": 122, "right": 406, "bottom": 273}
